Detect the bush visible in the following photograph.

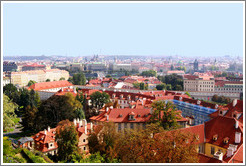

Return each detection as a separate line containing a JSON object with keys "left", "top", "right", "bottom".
{"left": 22, "top": 149, "right": 46, "bottom": 163}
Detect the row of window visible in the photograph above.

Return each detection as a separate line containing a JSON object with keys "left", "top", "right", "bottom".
{"left": 118, "top": 123, "right": 146, "bottom": 131}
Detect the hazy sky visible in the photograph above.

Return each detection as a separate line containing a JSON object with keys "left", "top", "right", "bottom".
{"left": 3, "top": 2, "right": 244, "bottom": 57}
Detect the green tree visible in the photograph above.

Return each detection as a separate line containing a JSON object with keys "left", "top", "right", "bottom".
{"left": 156, "top": 83, "right": 167, "bottom": 90}
{"left": 46, "top": 79, "right": 51, "bottom": 82}
{"left": 174, "top": 84, "right": 183, "bottom": 91}
{"left": 105, "top": 74, "right": 112, "bottom": 78}
{"left": 150, "top": 100, "right": 180, "bottom": 130}
{"left": 56, "top": 120, "right": 80, "bottom": 162}
{"left": 36, "top": 93, "right": 82, "bottom": 130}
{"left": 133, "top": 82, "right": 140, "bottom": 89}
{"left": 166, "top": 84, "right": 172, "bottom": 90}
{"left": 3, "top": 84, "right": 19, "bottom": 103}
{"left": 185, "top": 92, "right": 191, "bottom": 97}
{"left": 140, "top": 70, "right": 157, "bottom": 77}
{"left": 3, "top": 94, "right": 18, "bottom": 132}
{"left": 139, "top": 83, "right": 145, "bottom": 90}
{"left": 90, "top": 91, "right": 110, "bottom": 109}
{"left": 27, "top": 80, "right": 37, "bottom": 86}
{"left": 72, "top": 72, "right": 86, "bottom": 85}
{"left": 21, "top": 105, "right": 38, "bottom": 132}
{"left": 59, "top": 77, "right": 65, "bottom": 80}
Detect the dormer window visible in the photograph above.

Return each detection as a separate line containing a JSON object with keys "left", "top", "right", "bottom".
{"left": 213, "top": 134, "right": 218, "bottom": 141}
{"left": 137, "top": 114, "right": 141, "bottom": 117}
{"left": 233, "top": 114, "right": 236, "bottom": 118}
{"left": 119, "top": 114, "right": 123, "bottom": 117}
{"left": 219, "top": 111, "right": 223, "bottom": 115}
{"left": 224, "top": 137, "right": 229, "bottom": 144}
{"left": 129, "top": 115, "right": 135, "bottom": 120}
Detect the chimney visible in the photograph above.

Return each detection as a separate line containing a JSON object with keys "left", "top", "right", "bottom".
{"left": 73, "top": 118, "right": 76, "bottom": 126}
{"left": 106, "top": 115, "right": 109, "bottom": 121}
{"left": 227, "top": 144, "right": 238, "bottom": 158}
{"left": 90, "top": 122, "right": 93, "bottom": 132}
{"left": 235, "top": 132, "right": 241, "bottom": 144}
{"left": 44, "top": 129, "right": 47, "bottom": 135}
{"left": 106, "top": 107, "right": 109, "bottom": 112}
{"left": 47, "top": 126, "right": 50, "bottom": 132}
{"left": 213, "top": 151, "right": 223, "bottom": 161}
{"left": 110, "top": 106, "right": 113, "bottom": 110}
{"left": 79, "top": 120, "right": 83, "bottom": 127}
{"left": 235, "top": 120, "right": 239, "bottom": 129}
{"left": 73, "top": 87, "right": 77, "bottom": 94}
{"left": 82, "top": 119, "right": 87, "bottom": 127}
{"left": 232, "top": 99, "right": 237, "bottom": 107}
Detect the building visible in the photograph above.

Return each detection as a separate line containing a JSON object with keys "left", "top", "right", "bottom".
{"left": 3, "top": 61, "right": 18, "bottom": 72}
{"left": 68, "top": 63, "right": 84, "bottom": 72}
{"left": 194, "top": 59, "right": 199, "bottom": 72}
{"left": 90, "top": 106, "right": 188, "bottom": 132}
{"left": 166, "top": 70, "right": 185, "bottom": 76}
{"left": 155, "top": 115, "right": 243, "bottom": 163}
{"left": 30, "top": 119, "right": 94, "bottom": 155}
{"left": 86, "top": 62, "right": 107, "bottom": 71}
{"left": 11, "top": 69, "right": 69, "bottom": 87}
{"left": 183, "top": 74, "right": 215, "bottom": 92}
{"left": 173, "top": 96, "right": 218, "bottom": 125}
{"left": 28, "top": 80, "right": 73, "bottom": 100}
{"left": 111, "top": 63, "right": 132, "bottom": 71}
{"left": 215, "top": 81, "right": 243, "bottom": 94}
{"left": 22, "top": 63, "right": 46, "bottom": 71}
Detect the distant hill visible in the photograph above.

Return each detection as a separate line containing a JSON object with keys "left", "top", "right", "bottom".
{"left": 3, "top": 55, "right": 65, "bottom": 61}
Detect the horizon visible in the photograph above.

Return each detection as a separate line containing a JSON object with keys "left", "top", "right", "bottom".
{"left": 3, "top": 2, "right": 244, "bottom": 58}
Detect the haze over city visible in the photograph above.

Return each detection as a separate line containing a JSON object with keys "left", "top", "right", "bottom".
{"left": 3, "top": 2, "right": 243, "bottom": 57}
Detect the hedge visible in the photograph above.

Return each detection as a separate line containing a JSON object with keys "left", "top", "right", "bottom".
{"left": 22, "top": 149, "right": 46, "bottom": 163}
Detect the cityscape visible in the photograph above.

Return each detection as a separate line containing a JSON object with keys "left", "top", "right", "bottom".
{"left": 2, "top": 1, "right": 244, "bottom": 164}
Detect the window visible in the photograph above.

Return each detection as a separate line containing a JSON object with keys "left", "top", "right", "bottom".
{"left": 142, "top": 123, "right": 146, "bottom": 129}
{"left": 211, "top": 146, "right": 215, "bottom": 155}
{"left": 124, "top": 123, "right": 127, "bottom": 128}
{"left": 130, "top": 123, "right": 134, "bottom": 129}
{"left": 84, "top": 146, "right": 86, "bottom": 150}
{"left": 83, "top": 139, "right": 86, "bottom": 142}
{"left": 118, "top": 123, "right": 121, "bottom": 131}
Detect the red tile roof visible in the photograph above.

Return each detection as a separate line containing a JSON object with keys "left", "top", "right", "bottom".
{"left": 215, "top": 81, "right": 243, "bottom": 87}
{"left": 198, "top": 153, "right": 223, "bottom": 163}
{"left": 90, "top": 108, "right": 151, "bottom": 123}
{"left": 28, "top": 80, "right": 73, "bottom": 91}
{"left": 204, "top": 116, "right": 243, "bottom": 149}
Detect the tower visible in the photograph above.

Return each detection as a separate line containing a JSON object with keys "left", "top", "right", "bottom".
{"left": 194, "top": 59, "right": 199, "bottom": 72}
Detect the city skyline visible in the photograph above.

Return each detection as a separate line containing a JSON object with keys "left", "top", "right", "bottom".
{"left": 3, "top": 2, "right": 244, "bottom": 57}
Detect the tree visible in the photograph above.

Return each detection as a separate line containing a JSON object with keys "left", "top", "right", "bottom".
{"left": 185, "top": 92, "right": 191, "bottom": 97}
{"left": 166, "top": 84, "right": 172, "bottom": 90}
{"left": 139, "top": 83, "right": 145, "bottom": 90}
{"left": 46, "top": 79, "right": 51, "bottom": 82}
{"left": 59, "top": 77, "right": 65, "bottom": 80}
{"left": 56, "top": 120, "right": 80, "bottom": 162}
{"left": 212, "top": 95, "right": 219, "bottom": 102}
{"left": 3, "top": 83, "right": 19, "bottom": 103}
{"left": 21, "top": 105, "right": 38, "bottom": 132}
{"left": 141, "top": 70, "right": 157, "bottom": 77}
{"left": 3, "top": 94, "right": 18, "bottom": 132}
{"left": 90, "top": 91, "right": 110, "bottom": 110}
{"left": 72, "top": 72, "right": 86, "bottom": 85}
{"left": 88, "top": 122, "right": 120, "bottom": 162}
{"left": 36, "top": 93, "right": 82, "bottom": 130}
{"left": 150, "top": 100, "right": 180, "bottom": 130}
{"left": 174, "top": 84, "right": 183, "bottom": 91}
{"left": 133, "top": 82, "right": 140, "bottom": 89}
{"left": 105, "top": 74, "right": 112, "bottom": 78}
{"left": 27, "top": 80, "right": 37, "bottom": 86}
{"left": 152, "top": 130, "right": 199, "bottom": 163}
{"left": 156, "top": 83, "right": 167, "bottom": 90}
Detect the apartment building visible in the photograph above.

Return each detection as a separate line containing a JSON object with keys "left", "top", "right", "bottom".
{"left": 11, "top": 69, "right": 69, "bottom": 87}
{"left": 183, "top": 74, "right": 215, "bottom": 92}
{"left": 86, "top": 62, "right": 107, "bottom": 71}
{"left": 22, "top": 63, "right": 46, "bottom": 71}
{"left": 112, "top": 63, "right": 132, "bottom": 71}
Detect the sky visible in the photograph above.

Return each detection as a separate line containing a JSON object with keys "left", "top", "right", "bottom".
{"left": 2, "top": 2, "right": 244, "bottom": 57}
